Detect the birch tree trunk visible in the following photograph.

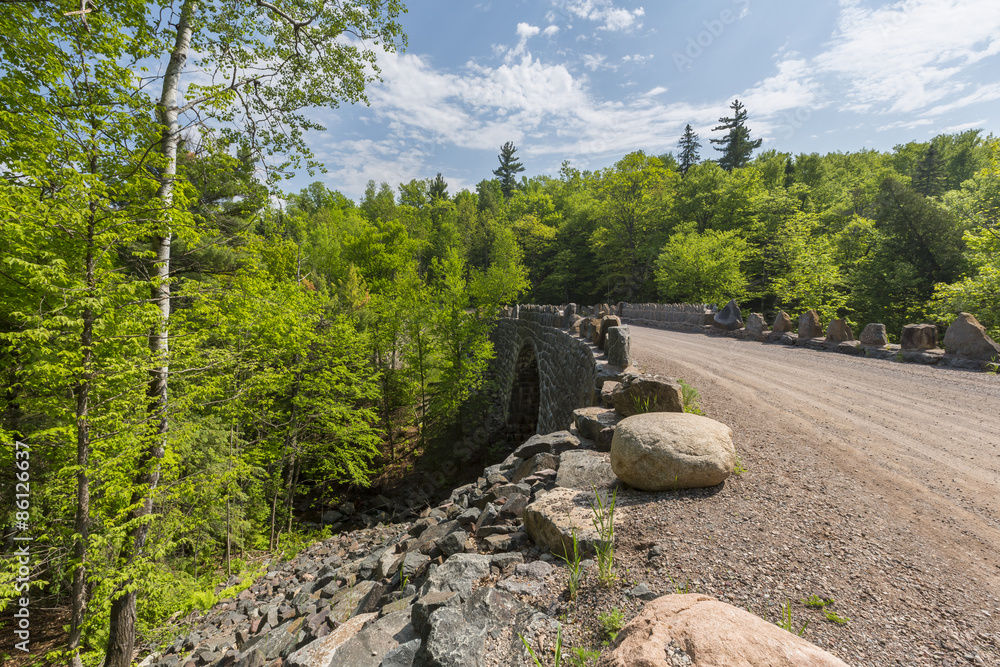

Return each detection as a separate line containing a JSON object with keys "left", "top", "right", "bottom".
{"left": 103, "top": 3, "right": 194, "bottom": 665}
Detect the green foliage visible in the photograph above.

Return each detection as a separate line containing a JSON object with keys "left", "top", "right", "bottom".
{"left": 520, "top": 624, "right": 563, "bottom": 667}
{"left": 556, "top": 529, "right": 583, "bottom": 601}
{"left": 710, "top": 99, "right": 763, "bottom": 171}
{"left": 678, "top": 379, "right": 703, "bottom": 415}
{"left": 598, "top": 607, "right": 626, "bottom": 640}
{"left": 654, "top": 225, "right": 750, "bottom": 305}
{"left": 802, "top": 595, "right": 833, "bottom": 608}
{"left": 630, "top": 396, "right": 657, "bottom": 414}
{"left": 567, "top": 647, "right": 601, "bottom": 667}
{"left": 776, "top": 599, "right": 809, "bottom": 636}
{"left": 589, "top": 485, "right": 617, "bottom": 586}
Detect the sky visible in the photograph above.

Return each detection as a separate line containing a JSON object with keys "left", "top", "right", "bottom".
{"left": 294, "top": 0, "right": 1000, "bottom": 200}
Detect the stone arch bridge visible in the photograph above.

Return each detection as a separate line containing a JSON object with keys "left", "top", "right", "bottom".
{"left": 490, "top": 304, "right": 601, "bottom": 443}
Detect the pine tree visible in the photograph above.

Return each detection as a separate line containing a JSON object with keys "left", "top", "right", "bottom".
{"left": 913, "top": 143, "right": 946, "bottom": 197}
{"left": 677, "top": 124, "right": 701, "bottom": 175}
{"left": 710, "top": 99, "right": 762, "bottom": 171}
{"left": 429, "top": 172, "right": 449, "bottom": 200}
{"left": 493, "top": 141, "right": 526, "bottom": 199}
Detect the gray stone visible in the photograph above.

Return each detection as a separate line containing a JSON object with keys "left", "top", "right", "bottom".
{"left": 745, "top": 313, "right": 768, "bottom": 338}
{"left": 606, "top": 326, "right": 632, "bottom": 367}
{"left": 499, "top": 493, "right": 529, "bottom": 519}
{"left": 456, "top": 507, "right": 481, "bottom": 527}
{"left": 573, "top": 407, "right": 620, "bottom": 441}
{"left": 901, "top": 323, "right": 938, "bottom": 350}
{"left": 419, "top": 553, "right": 492, "bottom": 601}
{"left": 712, "top": 299, "right": 744, "bottom": 331}
{"left": 600, "top": 381, "right": 621, "bottom": 408}
{"left": 398, "top": 551, "right": 431, "bottom": 580}
{"left": 490, "top": 552, "right": 524, "bottom": 571}
{"left": 945, "top": 312, "right": 1000, "bottom": 361}
{"left": 554, "top": 450, "right": 617, "bottom": 490}
{"left": 422, "top": 588, "right": 536, "bottom": 667}
{"left": 382, "top": 638, "right": 420, "bottom": 667}
{"left": 436, "top": 528, "right": 468, "bottom": 557}
{"left": 612, "top": 373, "right": 684, "bottom": 416}
{"left": 611, "top": 412, "right": 736, "bottom": 491}
{"left": 421, "top": 607, "right": 486, "bottom": 667}
{"left": 598, "top": 315, "right": 622, "bottom": 349}
{"left": 626, "top": 583, "right": 658, "bottom": 601}
{"left": 523, "top": 487, "right": 608, "bottom": 558}
{"left": 473, "top": 503, "right": 498, "bottom": 536}
{"left": 285, "top": 612, "right": 377, "bottom": 667}
{"left": 825, "top": 318, "right": 853, "bottom": 343}
{"left": 515, "top": 560, "right": 554, "bottom": 579}
{"left": 331, "top": 610, "right": 418, "bottom": 667}
{"left": 512, "top": 452, "right": 560, "bottom": 484}
{"left": 411, "top": 591, "right": 460, "bottom": 639}
{"left": 483, "top": 530, "right": 530, "bottom": 553}
{"left": 512, "top": 431, "right": 580, "bottom": 459}
{"left": 860, "top": 323, "right": 888, "bottom": 347}
{"left": 562, "top": 303, "right": 577, "bottom": 328}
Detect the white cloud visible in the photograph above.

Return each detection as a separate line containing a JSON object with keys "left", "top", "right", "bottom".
{"left": 643, "top": 86, "right": 668, "bottom": 97}
{"left": 561, "top": 0, "right": 645, "bottom": 32}
{"left": 543, "top": 25, "right": 560, "bottom": 36}
{"left": 622, "top": 53, "right": 653, "bottom": 64}
{"left": 581, "top": 53, "right": 614, "bottom": 71}
{"left": 813, "top": 0, "right": 1000, "bottom": 114}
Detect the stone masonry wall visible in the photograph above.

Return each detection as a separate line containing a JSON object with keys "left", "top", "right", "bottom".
{"left": 492, "top": 305, "right": 597, "bottom": 438}
{"left": 621, "top": 302, "right": 716, "bottom": 327}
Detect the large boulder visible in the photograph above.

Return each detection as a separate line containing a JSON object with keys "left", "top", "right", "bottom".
{"left": 325, "top": 610, "right": 417, "bottom": 667}
{"left": 901, "top": 323, "right": 939, "bottom": 350}
{"left": 285, "top": 612, "right": 377, "bottom": 667}
{"left": 825, "top": 318, "right": 853, "bottom": 343}
{"left": 555, "top": 450, "right": 617, "bottom": 490}
{"left": 610, "top": 413, "right": 735, "bottom": 491}
{"left": 611, "top": 373, "right": 684, "bottom": 417}
{"left": 598, "top": 315, "right": 622, "bottom": 349}
{"left": 523, "top": 487, "right": 610, "bottom": 558}
{"left": 945, "top": 312, "right": 1000, "bottom": 361}
{"left": 712, "top": 299, "right": 744, "bottom": 331}
{"left": 599, "top": 594, "right": 849, "bottom": 667}
{"left": 860, "top": 323, "right": 888, "bottom": 347}
{"left": 797, "top": 310, "right": 823, "bottom": 339}
{"left": 606, "top": 326, "right": 632, "bottom": 367}
{"left": 745, "top": 313, "right": 768, "bottom": 339}
{"left": 421, "top": 587, "right": 536, "bottom": 667}
{"left": 771, "top": 311, "right": 792, "bottom": 334}
{"left": 419, "top": 554, "right": 492, "bottom": 602}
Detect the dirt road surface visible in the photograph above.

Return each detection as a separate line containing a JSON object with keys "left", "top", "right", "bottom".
{"left": 611, "top": 325, "right": 1000, "bottom": 665}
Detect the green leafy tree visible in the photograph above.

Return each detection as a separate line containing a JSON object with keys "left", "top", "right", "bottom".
{"left": 494, "top": 141, "right": 526, "bottom": 199}
{"left": 591, "top": 152, "right": 677, "bottom": 300}
{"left": 654, "top": 224, "right": 750, "bottom": 304}
{"left": 711, "top": 99, "right": 763, "bottom": 171}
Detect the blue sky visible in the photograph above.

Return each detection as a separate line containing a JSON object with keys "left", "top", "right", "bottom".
{"left": 296, "top": 0, "right": 1000, "bottom": 199}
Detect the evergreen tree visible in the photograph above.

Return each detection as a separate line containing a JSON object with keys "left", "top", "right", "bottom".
{"left": 677, "top": 124, "right": 702, "bottom": 175}
{"left": 710, "top": 99, "right": 762, "bottom": 171}
{"left": 493, "top": 141, "right": 526, "bottom": 199}
{"left": 913, "top": 143, "right": 947, "bottom": 197}
{"left": 429, "top": 172, "right": 449, "bottom": 200}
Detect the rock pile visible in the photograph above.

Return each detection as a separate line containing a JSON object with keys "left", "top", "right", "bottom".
{"left": 141, "top": 378, "right": 837, "bottom": 667}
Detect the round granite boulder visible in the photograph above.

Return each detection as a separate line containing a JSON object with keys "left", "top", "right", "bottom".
{"left": 610, "top": 413, "right": 736, "bottom": 491}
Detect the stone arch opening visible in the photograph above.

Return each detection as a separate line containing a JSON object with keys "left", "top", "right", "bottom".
{"left": 507, "top": 342, "right": 540, "bottom": 444}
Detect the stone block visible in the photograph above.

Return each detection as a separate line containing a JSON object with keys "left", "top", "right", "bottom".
{"left": 900, "top": 323, "right": 938, "bottom": 350}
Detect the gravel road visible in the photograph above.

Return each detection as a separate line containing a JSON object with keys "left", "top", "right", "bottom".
{"left": 597, "top": 326, "right": 1000, "bottom": 665}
